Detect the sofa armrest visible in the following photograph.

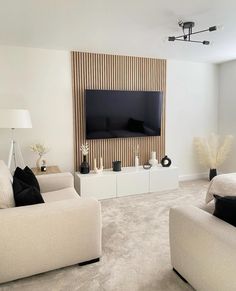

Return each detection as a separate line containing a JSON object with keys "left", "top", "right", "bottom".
{"left": 37, "top": 172, "right": 74, "bottom": 193}
{"left": 169, "top": 206, "right": 236, "bottom": 291}
{"left": 0, "top": 198, "right": 101, "bottom": 283}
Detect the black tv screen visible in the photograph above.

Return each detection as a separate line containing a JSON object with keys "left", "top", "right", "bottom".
{"left": 85, "top": 89, "right": 163, "bottom": 140}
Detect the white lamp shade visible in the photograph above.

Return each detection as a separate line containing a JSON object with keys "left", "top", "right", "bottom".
{"left": 0, "top": 109, "right": 32, "bottom": 128}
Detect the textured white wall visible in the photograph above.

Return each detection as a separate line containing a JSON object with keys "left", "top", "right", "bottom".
{"left": 0, "top": 46, "right": 219, "bottom": 176}
{"left": 218, "top": 60, "right": 236, "bottom": 173}
{"left": 0, "top": 46, "right": 73, "bottom": 172}
{"left": 166, "top": 60, "right": 219, "bottom": 178}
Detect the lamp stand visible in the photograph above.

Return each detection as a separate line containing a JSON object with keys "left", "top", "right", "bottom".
{"left": 7, "top": 128, "right": 25, "bottom": 170}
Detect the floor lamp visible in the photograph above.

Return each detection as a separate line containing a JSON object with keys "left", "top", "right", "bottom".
{"left": 0, "top": 109, "right": 32, "bottom": 169}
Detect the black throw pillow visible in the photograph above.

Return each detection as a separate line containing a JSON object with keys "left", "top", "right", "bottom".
{"left": 14, "top": 166, "right": 40, "bottom": 191}
{"left": 13, "top": 177, "right": 44, "bottom": 207}
{"left": 213, "top": 195, "right": 236, "bottom": 227}
{"left": 128, "top": 118, "right": 144, "bottom": 133}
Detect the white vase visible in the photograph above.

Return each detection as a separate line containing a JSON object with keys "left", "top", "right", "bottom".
{"left": 36, "top": 156, "right": 42, "bottom": 170}
{"left": 149, "top": 151, "right": 158, "bottom": 166}
{"left": 135, "top": 155, "right": 139, "bottom": 169}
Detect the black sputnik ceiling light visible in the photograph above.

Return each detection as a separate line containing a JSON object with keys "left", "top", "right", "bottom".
{"left": 168, "top": 21, "right": 217, "bottom": 45}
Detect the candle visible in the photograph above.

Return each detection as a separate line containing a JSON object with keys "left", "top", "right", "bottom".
{"left": 100, "top": 157, "right": 103, "bottom": 168}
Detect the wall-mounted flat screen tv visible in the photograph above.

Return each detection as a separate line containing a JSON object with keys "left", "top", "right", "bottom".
{"left": 85, "top": 89, "right": 163, "bottom": 140}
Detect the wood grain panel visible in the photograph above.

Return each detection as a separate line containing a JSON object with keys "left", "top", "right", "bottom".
{"left": 71, "top": 52, "right": 166, "bottom": 171}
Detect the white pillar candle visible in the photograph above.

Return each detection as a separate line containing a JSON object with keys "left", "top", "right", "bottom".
{"left": 100, "top": 157, "right": 103, "bottom": 168}
{"left": 151, "top": 151, "right": 156, "bottom": 160}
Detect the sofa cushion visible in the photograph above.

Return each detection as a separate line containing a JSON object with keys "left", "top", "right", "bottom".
{"left": 13, "top": 177, "right": 44, "bottom": 207}
{"left": 0, "top": 160, "right": 15, "bottom": 208}
{"left": 42, "top": 187, "right": 79, "bottom": 203}
{"left": 0, "top": 175, "right": 15, "bottom": 209}
{"left": 206, "top": 173, "right": 236, "bottom": 203}
{"left": 213, "top": 195, "right": 236, "bottom": 227}
{"left": 14, "top": 166, "right": 40, "bottom": 191}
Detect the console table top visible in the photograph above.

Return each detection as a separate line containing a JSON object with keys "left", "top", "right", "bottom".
{"left": 31, "top": 166, "right": 61, "bottom": 176}
{"left": 76, "top": 165, "right": 178, "bottom": 178}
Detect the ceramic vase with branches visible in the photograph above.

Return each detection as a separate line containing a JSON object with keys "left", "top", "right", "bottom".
{"left": 30, "top": 144, "right": 50, "bottom": 169}
{"left": 194, "top": 133, "right": 234, "bottom": 180}
{"left": 80, "top": 142, "right": 90, "bottom": 174}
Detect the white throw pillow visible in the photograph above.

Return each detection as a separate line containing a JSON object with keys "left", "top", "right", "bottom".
{"left": 206, "top": 173, "right": 236, "bottom": 204}
{"left": 0, "top": 175, "right": 15, "bottom": 208}
{"left": 0, "top": 160, "right": 15, "bottom": 208}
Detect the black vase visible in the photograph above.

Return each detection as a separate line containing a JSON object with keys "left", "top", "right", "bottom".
{"left": 161, "top": 155, "right": 172, "bottom": 167}
{"left": 80, "top": 155, "right": 90, "bottom": 174}
{"left": 209, "top": 169, "right": 217, "bottom": 181}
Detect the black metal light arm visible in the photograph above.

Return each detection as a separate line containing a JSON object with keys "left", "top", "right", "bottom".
{"left": 175, "top": 26, "right": 217, "bottom": 40}
{"left": 168, "top": 23, "right": 217, "bottom": 45}
{"left": 174, "top": 39, "right": 210, "bottom": 45}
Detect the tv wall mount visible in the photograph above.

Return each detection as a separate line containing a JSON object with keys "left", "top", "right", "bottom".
{"left": 168, "top": 21, "right": 217, "bottom": 45}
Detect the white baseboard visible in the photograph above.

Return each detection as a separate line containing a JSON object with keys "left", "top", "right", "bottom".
{"left": 179, "top": 172, "right": 208, "bottom": 181}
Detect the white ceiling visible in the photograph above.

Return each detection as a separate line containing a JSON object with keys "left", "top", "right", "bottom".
{"left": 0, "top": 0, "right": 236, "bottom": 63}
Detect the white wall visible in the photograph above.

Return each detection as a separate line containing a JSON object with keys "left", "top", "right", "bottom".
{"left": 0, "top": 46, "right": 219, "bottom": 176}
{"left": 218, "top": 60, "right": 236, "bottom": 173}
{"left": 0, "top": 46, "right": 73, "bottom": 172}
{"left": 166, "top": 60, "right": 219, "bottom": 178}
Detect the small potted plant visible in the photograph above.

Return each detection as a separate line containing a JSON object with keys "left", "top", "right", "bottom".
{"left": 30, "top": 143, "right": 50, "bottom": 170}
{"left": 80, "top": 142, "right": 90, "bottom": 174}
{"left": 194, "top": 133, "right": 233, "bottom": 180}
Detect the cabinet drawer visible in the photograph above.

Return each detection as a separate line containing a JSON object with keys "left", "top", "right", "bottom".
{"left": 80, "top": 175, "right": 117, "bottom": 200}
{"left": 117, "top": 171, "right": 149, "bottom": 197}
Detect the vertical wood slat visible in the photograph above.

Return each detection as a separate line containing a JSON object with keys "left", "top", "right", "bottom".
{"left": 71, "top": 52, "right": 166, "bottom": 171}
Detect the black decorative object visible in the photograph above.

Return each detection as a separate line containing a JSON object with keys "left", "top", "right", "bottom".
{"left": 143, "top": 163, "right": 152, "bottom": 170}
{"left": 113, "top": 161, "right": 121, "bottom": 171}
{"left": 209, "top": 168, "right": 217, "bottom": 181}
{"left": 41, "top": 159, "right": 47, "bottom": 172}
{"left": 161, "top": 155, "right": 172, "bottom": 167}
{"left": 41, "top": 165, "right": 47, "bottom": 172}
{"left": 80, "top": 155, "right": 90, "bottom": 174}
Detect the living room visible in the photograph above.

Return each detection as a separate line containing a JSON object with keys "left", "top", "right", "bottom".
{"left": 0, "top": 1, "right": 236, "bottom": 290}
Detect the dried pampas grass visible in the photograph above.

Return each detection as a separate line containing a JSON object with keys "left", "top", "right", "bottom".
{"left": 194, "top": 133, "right": 234, "bottom": 169}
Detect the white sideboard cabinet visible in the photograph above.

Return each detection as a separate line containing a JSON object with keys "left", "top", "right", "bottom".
{"left": 75, "top": 166, "right": 178, "bottom": 200}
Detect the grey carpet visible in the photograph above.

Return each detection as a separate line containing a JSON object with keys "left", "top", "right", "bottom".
{"left": 0, "top": 180, "right": 209, "bottom": 291}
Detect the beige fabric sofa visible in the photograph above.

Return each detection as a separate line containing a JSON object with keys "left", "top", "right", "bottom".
{"left": 169, "top": 205, "right": 236, "bottom": 291}
{"left": 0, "top": 163, "right": 102, "bottom": 284}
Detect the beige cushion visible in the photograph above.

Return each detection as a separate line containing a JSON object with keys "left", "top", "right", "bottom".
{"left": 42, "top": 187, "right": 79, "bottom": 203}
{"left": 206, "top": 173, "right": 236, "bottom": 203}
{"left": 0, "top": 160, "right": 15, "bottom": 208}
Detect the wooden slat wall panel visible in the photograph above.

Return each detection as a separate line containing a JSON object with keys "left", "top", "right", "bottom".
{"left": 71, "top": 52, "right": 166, "bottom": 171}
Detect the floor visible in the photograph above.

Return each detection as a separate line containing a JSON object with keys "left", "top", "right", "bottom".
{"left": 0, "top": 180, "right": 209, "bottom": 291}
